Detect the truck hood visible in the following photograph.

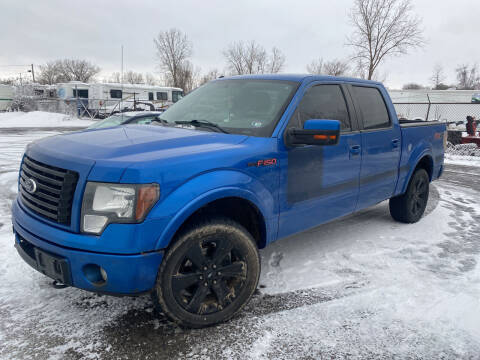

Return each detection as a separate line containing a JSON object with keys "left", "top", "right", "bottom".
{"left": 30, "top": 125, "right": 248, "bottom": 162}
{"left": 27, "top": 125, "right": 249, "bottom": 183}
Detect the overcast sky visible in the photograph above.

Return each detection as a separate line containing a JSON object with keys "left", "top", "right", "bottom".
{"left": 0, "top": 0, "right": 477, "bottom": 89}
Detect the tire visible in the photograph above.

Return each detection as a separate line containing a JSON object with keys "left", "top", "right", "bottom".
{"left": 152, "top": 217, "right": 260, "bottom": 328}
{"left": 389, "top": 168, "right": 430, "bottom": 223}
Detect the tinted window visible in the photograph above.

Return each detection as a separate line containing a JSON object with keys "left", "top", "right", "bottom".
{"left": 73, "top": 89, "right": 88, "bottom": 98}
{"left": 110, "top": 89, "right": 122, "bottom": 99}
{"left": 351, "top": 86, "right": 390, "bottom": 130}
{"left": 148, "top": 92, "right": 154, "bottom": 101}
{"left": 289, "top": 85, "right": 351, "bottom": 131}
{"left": 157, "top": 92, "right": 167, "bottom": 100}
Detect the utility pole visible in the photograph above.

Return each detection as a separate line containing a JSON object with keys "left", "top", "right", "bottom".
{"left": 19, "top": 73, "right": 23, "bottom": 86}
{"left": 31, "top": 64, "right": 35, "bottom": 83}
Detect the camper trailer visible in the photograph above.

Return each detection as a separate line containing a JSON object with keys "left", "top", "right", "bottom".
{"left": 88, "top": 83, "right": 183, "bottom": 114}
{"left": 0, "top": 84, "right": 14, "bottom": 111}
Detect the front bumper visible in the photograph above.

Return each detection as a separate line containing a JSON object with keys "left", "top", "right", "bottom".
{"left": 12, "top": 199, "right": 163, "bottom": 295}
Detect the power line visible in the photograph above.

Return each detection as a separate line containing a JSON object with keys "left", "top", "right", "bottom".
{"left": 0, "top": 64, "right": 31, "bottom": 67}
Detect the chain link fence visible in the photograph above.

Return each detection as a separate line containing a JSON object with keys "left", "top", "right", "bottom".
{"left": 393, "top": 102, "right": 480, "bottom": 124}
{"left": 9, "top": 97, "right": 163, "bottom": 119}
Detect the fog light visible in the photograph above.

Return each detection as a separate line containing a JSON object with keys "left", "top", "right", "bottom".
{"left": 83, "top": 264, "right": 107, "bottom": 286}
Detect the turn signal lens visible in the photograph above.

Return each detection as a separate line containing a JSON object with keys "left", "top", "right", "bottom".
{"left": 136, "top": 185, "right": 160, "bottom": 221}
{"left": 314, "top": 134, "right": 328, "bottom": 140}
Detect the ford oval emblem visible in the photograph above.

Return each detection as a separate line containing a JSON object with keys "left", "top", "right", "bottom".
{"left": 24, "top": 178, "right": 37, "bottom": 194}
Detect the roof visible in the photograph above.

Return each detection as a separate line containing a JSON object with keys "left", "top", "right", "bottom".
{"left": 218, "top": 73, "right": 382, "bottom": 85}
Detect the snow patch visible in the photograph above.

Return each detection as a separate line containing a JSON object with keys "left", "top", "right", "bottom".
{"left": 0, "top": 111, "right": 94, "bottom": 128}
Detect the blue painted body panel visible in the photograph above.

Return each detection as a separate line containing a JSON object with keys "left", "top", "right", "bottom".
{"left": 12, "top": 74, "right": 446, "bottom": 295}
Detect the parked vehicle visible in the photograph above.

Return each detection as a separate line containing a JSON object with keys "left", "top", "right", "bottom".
{"left": 12, "top": 74, "right": 446, "bottom": 328}
{"left": 0, "top": 84, "right": 14, "bottom": 111}
{"left": 87, "top": 111, "right": 164, "bottom": 129}
{"left": 88, "top": 83, "right": 183, "bottom": 114}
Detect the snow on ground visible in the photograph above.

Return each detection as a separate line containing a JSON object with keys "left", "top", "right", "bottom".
{"left": 0, "top": 111, "right": 94, "bottom": 128}
{"left": 445, "top": 154, "right": 480, "bottom": 167}
{"left": 1, "top": 128, "right": 480, "bottom": 359}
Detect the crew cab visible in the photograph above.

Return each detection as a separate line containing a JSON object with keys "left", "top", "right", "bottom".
{"left": 12, "top": 74, "right": 446, "bottom": 328}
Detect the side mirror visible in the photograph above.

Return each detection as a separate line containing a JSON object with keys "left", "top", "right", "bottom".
{"left": 286, "top": 119, "right": 341, "bottom": 146}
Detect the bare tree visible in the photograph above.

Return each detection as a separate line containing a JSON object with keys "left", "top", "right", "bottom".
{"left": 109, "top": 72, "right": 121, "bottom": 83}
{"left": 402, "top": 82, "right": 424, "bottom": 90}
{"left": 306, "top": 58, "right": 324, "bottom": 74}
{"left": 173, "top": 60, "right": 201, "bottom": 93}
{"left": 0, "top": 77, "right": 15, "bottom": 85}
{"left": 223, "top": 41, "right": 285, "bottom": 75}
{"left": 38, "top": 61, "right": 61, "bottom": 85}
{"left": 59, "top": 59, "right": 100, "bottom": 82}
{"left": 268, "top": 47, "right": 286, "bottom": 73}
{"left": 144, "top": 73, "right": 157, "bottom": 85}
{"left": 306, "top": 58, "right": 350, "bottom": 76}
{"left": 347, "top": 0, "right": 425, "bottom": 80}
{"left": 199, "top": 68, "right": 221, "bottom": 86}
{"left": 324, "top": 59, "right": 350, "bottom": 76}
{"left": 38, "top": 59, "right": 100, "bottom": 84}
{"left": 154, "top": 28, "right": 192, "bottom": 88}
{"left": 456, "top": 64, "right": 480, "bottom": 90}
{"left": 430, "top": 64, "right": 445, "bottom": 89}
{"left": 124, "top": 71, "right": 144, "bottom": 84}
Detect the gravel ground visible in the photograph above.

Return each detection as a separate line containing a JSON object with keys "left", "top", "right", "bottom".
{"left": 1, "top": 129, "right": 480, "bottom": 359}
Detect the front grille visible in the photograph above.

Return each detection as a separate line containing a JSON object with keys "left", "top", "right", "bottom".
{"left": 19, "top": 155, "right": 79, "bottom": 225}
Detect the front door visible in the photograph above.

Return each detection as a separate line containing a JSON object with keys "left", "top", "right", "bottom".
{"left": 278, "top": 83, "right": 362, "bottom": 239}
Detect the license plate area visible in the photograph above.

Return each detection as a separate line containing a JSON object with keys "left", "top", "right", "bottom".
{"left": 34, "top": 247, "right": 72, "bottom": 285}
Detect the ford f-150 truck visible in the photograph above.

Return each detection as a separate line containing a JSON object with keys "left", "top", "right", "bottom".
{"left": 12, "top": 74, "right": 446, "bottom": 328}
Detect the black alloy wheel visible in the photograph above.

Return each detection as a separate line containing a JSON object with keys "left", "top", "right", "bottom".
{"left": 152, "top": 218, "right": 260, "bottom": 328}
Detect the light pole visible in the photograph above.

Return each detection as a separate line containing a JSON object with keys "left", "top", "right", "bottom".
{"left": 27, "top": 64, "right": 35, "bottom": 82}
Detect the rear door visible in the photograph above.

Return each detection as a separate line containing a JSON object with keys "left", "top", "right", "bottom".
{"left": 278, "top": 82, "right": 362, "bottom": 238}
{"left": 348, "top": 85, "right": 401, "bottom": 209}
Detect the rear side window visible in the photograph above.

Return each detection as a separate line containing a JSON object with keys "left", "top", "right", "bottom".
{"left": 289, "top": 85, "right": 351, "bottom": 131}
{"left": 351, "top": 86, "right": 390, "bottom": 130}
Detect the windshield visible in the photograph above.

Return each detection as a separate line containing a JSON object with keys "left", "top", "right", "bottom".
{"left": 160, "top": 79, "right": 298, "bottom": 136}
{"left": 88, "top": 114, "right": 133, "bottom": 129}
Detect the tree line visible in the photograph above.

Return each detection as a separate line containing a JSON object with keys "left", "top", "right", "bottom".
{"left": 2, "top": 0, "right": 478, "bottom": 92}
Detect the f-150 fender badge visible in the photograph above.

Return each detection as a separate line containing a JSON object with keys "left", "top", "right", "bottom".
{"left": 248, "top": 158, "right": 277, "bottom": 167}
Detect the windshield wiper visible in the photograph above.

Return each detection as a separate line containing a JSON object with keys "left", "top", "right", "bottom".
{"left": 174, "top": 119, "right": 229, "bottom": 134}
{"left": 151, "top": 117, "right": 169, "bottom": 126}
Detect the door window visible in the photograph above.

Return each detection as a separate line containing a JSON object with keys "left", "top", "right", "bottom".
{"left": 289, "top": 85, "right": 351, "bottom": 131}
{"left": 148, "top": 92, "right": 154, "bottom": 101}
{"left": 351, "top": 86, "right": 390, "bottom": 130}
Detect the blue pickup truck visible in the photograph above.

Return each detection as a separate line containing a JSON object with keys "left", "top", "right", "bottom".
{"left": 12, "top": 74, "right": 446, "bottom": 327}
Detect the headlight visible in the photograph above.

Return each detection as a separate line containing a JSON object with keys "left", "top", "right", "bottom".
{"left": 81, "top": 182, "right": 159, "bottom": 234}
